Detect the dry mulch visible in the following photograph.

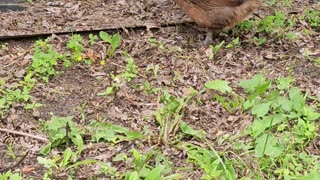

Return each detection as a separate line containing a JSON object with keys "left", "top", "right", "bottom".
{"left": 0, "top": 0, "right": 319, "bottom": 179}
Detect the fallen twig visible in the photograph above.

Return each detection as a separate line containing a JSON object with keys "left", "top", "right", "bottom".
{"left": 3, "top": 47, "right": 33, "bottom": 68}
{"left": 107, "top": 141, "right": 135, "bottom": 161}
{"left": 0, "top": 150, "right": 30, "bottom": 173}
{"left": 0, "top": 128, "right": 49, "bottom": 142}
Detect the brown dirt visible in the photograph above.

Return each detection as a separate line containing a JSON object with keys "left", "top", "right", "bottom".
{"left": 0, "top": 0, "right": 319, "bottom": 179}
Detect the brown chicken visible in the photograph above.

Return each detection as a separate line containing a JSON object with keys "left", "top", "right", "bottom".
{"left": 173, "top": 0, "right": 262, "bottom": 43}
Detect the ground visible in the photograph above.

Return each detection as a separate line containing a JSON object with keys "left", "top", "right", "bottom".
{"left": 0, "top": 0, "right": 319, "bottom": 179}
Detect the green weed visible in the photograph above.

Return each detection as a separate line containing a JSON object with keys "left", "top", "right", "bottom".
{"left": 258, "top": 11, "right": 286, "bottom": 34}
{"left": 67, "top": 34, "right": 84, "bottom": 62}
{"left": 41, "top": 116, "right": 85, "bottom": 155}
{"left": 265, "top": 0, "right": 292, "bottom": 7}
{"left": 0, "top": 171, "right": 23, "bottom": 180}
{"left": 179, "top": 122, "right": 236, "bottom": 179}
{"left": 204, "top": 74, "right": 320, "bottom": 178}
{"left": 146, "top": 63, "right": 160, "bottom": 78}
{"left": 209, "top": 41, "right": 225, "bottom": 59}
{"left": 0, "top": 79, "right": 32, "bottom": 118}
{"left": 236, "top": 20, "right": 255, "bottom": 32}
{"left": 5, "top": 141, "right": 16, "bottom": 160}
{"left": 303, "top": 8, "right": 320, "bottom": 30}
{"left": 1, "top": 43, "right": 9, "bottom": 50}
{"left": 253, "top": 36, "right": 267, "bottom": 45}
{"left": 147, "top": 38, "right": 165, "bottom": 50}
{"left": 28, "top": 39, "right": 63, "bottom": 82}
{"left": 205, "top": 80, "right": 244, "bottom": 113}
{"left": 124, "top": 149, "right": 181, "bottom": 180}
{"left": 226, "top": 37, "right": 240, "bottom": 49}
{"left": 286, "top": 31, "right": 298, "bottom": 40}
{"left": 99, "top": 31, "right": 121, "bottom": 58}
{"left": 38, "top": 148, "right": 101, "bottom": 179}
{"left": 154, "top": 88, "right": 197, "bottom": 145}
{"left": 97, "top": 56, "right": 138, "bottom": 97}
{"left": 182, "top": 143, "right": 236, "bottom": 180}
{"left": 121, "top": 56, "right": 138, "bottom": 82}
{"left": 89, "top": 121, "right": 142, "bottom": 143}
{"left": 88, "top": 33, "right": 98, "bottom": 45}
{"left": 254, "top": 11, "right": 301, "bottom": 43}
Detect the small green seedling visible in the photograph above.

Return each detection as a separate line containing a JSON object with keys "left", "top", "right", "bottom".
{"left": 88, "top": 33, "right": 98, "bottom": 45}
{"left": 0, "top": 80, "right": 32, "bottom": 118}
{"left": 121, "top": 56, "right": 138, "bottom": 82}
{"left": 236, "top": 20, "right": 254, "bottom": 32}
{"left": 99, "top": 31, "right": 121, "bottom": 58}
{"left": 1, "top": 43, "right": 9, "bottom": 50}
{"left": 124, "top": 149, "right": 181, "bottom": 180}
{"left": 0, "top": 171, "right": 23, "bottom": 180}
{"left": 147, "top": 38, "right": 165, "bottom": 50}
{"left": 303, "top": 8, "right": 320, "bottom": 30}
{"left": 253, "top": 36, "right": 267, "bottom": 45}
{"left": 28, "top": 39, "right": 62, "bottom": 82}
{"left": 209, "top": 41, "right": 225, "bottom": 59}
{"left": 97, "top": 56, "right": 138, "bottom": 97}
{"left": 226, "top": 37, "right": 240, "bottom": 49}
{"left": 205, "top": 80, "right": 244, "bottom": 113}
{"left": 38, "top": 148, "right": 101, "bottom": 179}
{"left": 286, "top": 31, "right": 298, "bottom": 40}
{"left": 67, "top": 34, "right": 84, "bottom": 61}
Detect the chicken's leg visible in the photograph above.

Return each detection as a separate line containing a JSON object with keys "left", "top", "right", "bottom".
{"left": 204, "top": 31, "right": 213, "bottom": 45}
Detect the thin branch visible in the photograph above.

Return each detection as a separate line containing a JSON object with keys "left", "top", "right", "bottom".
{"left": 0, "top": 150, "right": 30, "bottom": 173}
{"left": 0, "top": 128, "right": 49, "bottom": 142}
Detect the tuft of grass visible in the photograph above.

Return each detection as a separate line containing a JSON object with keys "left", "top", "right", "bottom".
{"left": 154, "top": 88, "right": 197, "bottom": 145}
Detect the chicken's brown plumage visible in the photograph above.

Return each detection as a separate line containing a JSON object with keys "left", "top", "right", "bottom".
{"left": 173, "top": 0, "right": 262, "bottom": 43}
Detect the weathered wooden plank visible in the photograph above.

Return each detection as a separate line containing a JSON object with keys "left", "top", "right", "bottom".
{"left": 0, "top": 0, "right": 191, "bottom": 39}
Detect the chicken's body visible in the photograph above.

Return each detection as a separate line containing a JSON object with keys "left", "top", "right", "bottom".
{"left": 173, "top": 0, "right": 262, "bottom": 42}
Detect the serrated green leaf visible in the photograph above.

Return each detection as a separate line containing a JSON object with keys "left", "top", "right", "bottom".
{"left": 89, "top": 121, "right": 142, "bottom": 143}
{"left": 276, "top": 96, "right": 292, "bottom": 112}
{"left": 205, "top": 80, "right": 232, "bottom": 93}
{"left": 255, "top": 134, "right": 284, "bottom": 158}
{"left": 243, "top": 99, "right": 256, "bottom": 110}
{"left": 303, "top": 106, "right": 320, "bottom": 121}
{"left": 252, "top": 102, "right": 271, "bottom": 117}
{"left": 238, "top": 74, "right": 265, "bottom": 92}
{"left": 276, "top": 77, "right": 294, "bottom": 90}
{"left": 289, "top": 88, "right": 305, "bottom": 111}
